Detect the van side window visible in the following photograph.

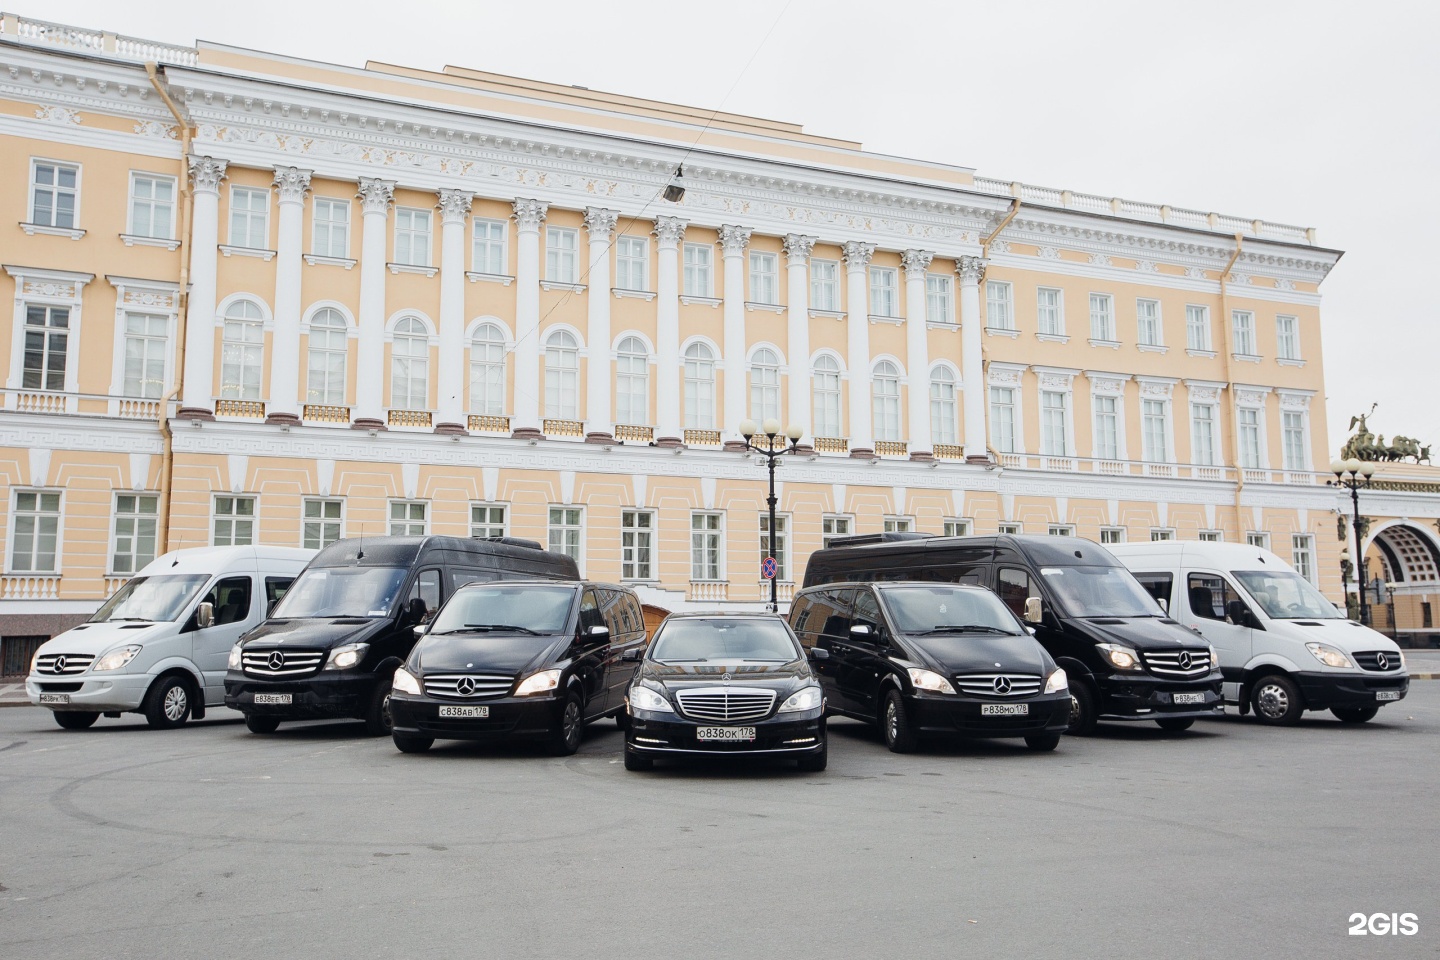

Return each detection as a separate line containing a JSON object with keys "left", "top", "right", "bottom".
{"left": 790, "top": 595, "right": 813, "bottom": 635}
{"left": 450, "top": 569, "right": 485, "bottom": 593}
{"left": 205, "top": 576, "right": 253, "bottom": 627}
{"left": 852, "top": 590, "right": 882, "bottom": 639}
{"left": 1133, "top": 573, "right": 1173, "bottom": 609}
{"left": 817, "top": 589, "right": 854, "bottom": 641}
{"left": 997, "top": 568, "right": 1038, "bottom": 620}
{"left": 409, "top": 569, "right": 442, "bottom": 621}
{"left": 264, "top": 577, "right": 294, "bottom": 607}
{"left": 579, "top": 589, "right": 605, "bottom": 633}
{"left": 598, "top": 589, "right": 628, "bottom": 635}
{"left": 1188, "top": 574, "right": 1239, "bottom": 622}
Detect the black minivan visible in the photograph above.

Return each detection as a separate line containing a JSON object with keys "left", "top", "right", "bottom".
{"left": 789, "top": 581, "right": 1071, "bottom": 751}
{"left": 803, "top": 533, "right": 1224, "bottom": 734}
{"left": 388, "top": 579, "right": 648, "bottom": 755}
{"left": 224, "top": 537, "right": 579, "bottom": 735}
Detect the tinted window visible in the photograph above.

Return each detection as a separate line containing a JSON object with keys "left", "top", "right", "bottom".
{"left": 409, "top": 569, "right": 442, "bottom": 620}
{"left": 272, "top": 566, "right": 408, "bottom": 619}
{"left": 650, "top": 618, "right": 800, "bottom": 662}
{"left": 450, "top": 569, "right": 489, "bottom": 593}
{"left": 206, "top": 576, "right": 252, "bottom": 626}
{"left": 1133, "top": 573, "right": 1174, "bottom": 608}
{"left": 1037, "top": 565, "right": 1162, "bottom": 618}
{"left": 264, "top": 576, "right": 294, "bottom": 607}
{"left": 852, "top": 590, "right": 882, "bottom": 635}
{"left": 818, "top": 589, "right": 854, "bottom": 639}
{"left": 789, "top": 594, "right": 814, "bottom": 636}
{"left": 1188, "top": 574, "right": 1240, "bottom": 622}
{"left": 599, "top": 589, "right": 630, "bottom": 635}
{"left": 579, "top": 589, "right": 605, "bottom": 632}
{"left": 997, "top": 568, "right": 1038, "bottom": 619}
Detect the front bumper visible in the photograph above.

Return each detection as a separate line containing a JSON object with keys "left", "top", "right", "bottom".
{"left": 626, "top": 710, "right": 825, "bottom": 758}
{"left": 388, "top": 692, "right": 562, "bottom": 741}
{"left": 1095, "top": 674, "right": 1225, "bottom": 721}
{"left": 27, "top": 672, "right": 153, "bottom": 712}
{"left": 224, "top": 671, "right": 374, "bottom": 721}
{"left": 908, "top": 692, "right": 1072, "bottom": 737}
{"left": 1293, "top": 671, "right": 1408, "bottom": 711}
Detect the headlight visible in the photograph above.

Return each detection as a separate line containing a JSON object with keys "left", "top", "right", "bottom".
{"left": 1207, "top": 645, "right": 1220, "bottom": 671}
{"left": 391, "top": 666, "right": 421, "bottom": 695}
{"left": 778, "top": 685, "right": 823, "bottom": 713}
{"left": 628, "top": 685, "right": 670, "bottom": 712}
{"left": 325, "top": 643, "right": 370, "bottom": 670}
{"left": 1306, "top": 642, "right": 1353, "bottom": 669}
{"left": 515, "top": 668, "right": 562, "bottom": 697}
{"left": 1043, "top": 668, "right": 1068, "bottom": 694}
{"left": 30, "top": 649, "right": 44, "bottom": 673}
{"left": 92, "top": 645, "right": 142, "bottom": 672}
{"left": 1098, "top": 643, "right": 1144, "bottom": 671}
{"left": 907, "top": 668, "right": 956, "bottom": 694}
{"left": 227, "top": 644, "right": 243, "bottom": 670}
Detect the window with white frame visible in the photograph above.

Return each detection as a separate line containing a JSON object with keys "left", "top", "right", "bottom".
{"left": 470, "top": 503, "right": 507, "bottom": 539}
{"left": 925, "top": 274, "right": 953, "bottom": 324}
{"left": 1276, "top": 316, "right": 1301, "bottom": 360}
{"left": 129, "top": 173, "right": 175, "bottom": 239}
{"left": 750, "top": 348, "right": 781, "bottom": 421}
{"left": 682, "top": 243, "right": 712, "bottom": 296}
{"left": 822, "top": 515, "right": 852, "bottom": 548}
{"left": 930, "top": 367, "right": 958, "bottom": 446}
{"left": 998, "top": 522, "right": 1022, "bottom": 535}
{"left": 1037, "top": 287, "right": 1063, "bottom": 335}
{"left": 391, "top": 318, "right": 429, "bottom": 410}
{"left": 1093, "top": 395, "right": 1120, "bottom": 461}
{"left": 1049, "top": 524, "right": 1076, "bottom": 537}
{"left": 615, "top": 336, "right": 649, "bottom": 426}
{"left": 220, "top": 300, "right": 264, "bottom": 400}
{"left": 1282, "top": 410, "right": 1308, "bottom": 471}
{"left": 1040, "top": 391, "right": 1069, "bottom": 456}
{"left": 31, "top": 160, "right": 79, "bottom": 228}
{"left": 870, "top": 266, "right": 899, "bottom": 317}
{"left": 1191, "top": 403, "right": 1217, "bottom": 466}
{"left": 872, "top": 361, "right": 902, "bottom": 441}
{"left": 544, "top": 331, "right": 580, "bottom": 419}
{"left": 1090, "top": 293, "right": 1115, "bottom": 341}
{"left": 622, "top": 509, "right": 655, "bottom": 580}
{"left": 394, "top": 208, "right": 432, "bottom": 267}
{"left": 691, "top": 512, "right": 723, "bottom": 580}
{"left": 390, "top": 501, "right": 428, "bottom": 536}
{"left": 944, "top": 518, "right": 972, "bottom": 538}
{"left": 23, "top": 304, "right": 70, "bottom": 392}
{"left": 884, "top": 517, "right": 913, "bottom": 534}
{"left": 111, "top": 493, "right": 158, "bottom": 574}
{"left": 1238, "top": 407, "right": 1263, "bottom": 469}
{"left": 228, "top": 187, "right": 269, "bottom": 248}
{"left": 1246, "top": 531, "right": 1270, "bottom": 549}
{"left": 1232, "top": 310, "right": 1257, "bottom": 356}
{"left": 615, "top": 236, "right": 648, "bottom": 291}
{"left": 1292, "top": 534, "right": 1316, "bottom": 583}
{"left": 1100, "top": 527, "right": 1126, "bottom": 545}
{"left": 472, "top": 217, "right": 506, "bottom": 275}
{"left": 11, "top": 491, "right": 61, "bottom": 572}
{"left": 1151, "top": 528, "right": 1176, "bottom": 542}
{"left": 1186, "top": 305, "right": 1211, "bottom": 351}
{"left": 750, "top": 251, "right": 779, "bottom": 304}
{"left": 760, "top": 514, "right": 790, "bottom": 581}
{"left": 548, "top": 506, "right": 583, "bottom": 565}
{"left": 312, "top": 197, "right": 350, "bottom": 259}
{"left": 813, "top": 355, "right": 843, "bottom": 438}
{"left": 986, "top": 280, "right": 1014, "bottom": 330}
{"left": 990, "top": 386, "right": 1017, "bottom": 453}
{"left": 683, "top": 342, "right": 715, "bottom": 429}
{"left": 811, "top": 260, "right": 840, "bottom": 311}
{"left": 1141, "top": 399, "right": 1170, "bottom": 462}
{"left": 306, "top": 308, "right": 348, "bottom": 406}
{"left": 1137, "top": 299, "right": 1162, "bottom": 346}
{"left": 121, "top": 312, "right": 168, "bottom": 399}
{"left": 545, "top": 227, "right": 578, "bottom": 283}
{"left": 213, "top": 495, "right": 255, "bottom": 546}
{"left": 1198, "top": 530, "right": 1223, "bottom": 542}
{"left": 469, "top": 322, "right": 507, "bottom": 416}
{"left": 302, "top": 499, "right": 343, "bottom": 550}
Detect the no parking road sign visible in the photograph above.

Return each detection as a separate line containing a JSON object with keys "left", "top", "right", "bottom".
{"left": 761, "top": 556, "right": 778, "bottom": 580}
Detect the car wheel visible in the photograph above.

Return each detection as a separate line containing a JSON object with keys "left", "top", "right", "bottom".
{"left": 143, "top": 675, "right": 193, "bottom": 730}
{"left": 363, "top": 677, "right": 394, "bottom": 736}
{"left": 393, "top": 733, "right": 434, "bottom": 753}
{"left": 244, "top": 715, "right": 281, "bottom": 734}
{"left": 796, "top": 740, "right": 829, "bottom": 772}
{"left": 614, "top": 709, "right": 630, "bottom": 731}
{"left": 623, "top": 746, "right": 653, "bottom": 771}
{"left": 53, "top": 710, "right": 100, "bottom": 730}
{"left": 548, "top": 692, "right": 584, "bottom": 756}
{"left": 1331, "top": 706, "right": 1379, "bottom": 724}
{"left": 1066, "top": 679, "right": 1099, "bottom": 736}
{"left": 1024, "top": 733, "right": 1061, "bottom": 751}
{"left": 880, "top": 689, "right": 917, "bottom": 753}
{"left": 1249, "top": 674, "right": 1304, "bottom": 725}
{"left": 1155, "top": 718, "right": 1195, "bottom": 732}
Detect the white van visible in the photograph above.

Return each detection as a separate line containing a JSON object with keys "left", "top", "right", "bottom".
{"left": 25, "top": 546, "right": 314, "bottom": 729}
{"left": 1110, "top": 541, "right": 1409, "bottom": 725}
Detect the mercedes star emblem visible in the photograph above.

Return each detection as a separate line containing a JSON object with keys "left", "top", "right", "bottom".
{"left": 54, "top": 655, "right": 67, "bottom": 673}
{"left": 268, "top": 650, "right": 285, "bottom": 671}
{"left": 722, "top": 673, "right": 731, "bottom": 683}
{"left": 1376, "top": 652, "right": 1389, "bottom": 670}
{"left": 456, "top": 676, "right": 477, "bottom": 696}
{"left": 993, "top": 676, "right": 1013, "bottom": 695}
{"left": 1178, "top": 651, "right": 1193, "bottom": 670}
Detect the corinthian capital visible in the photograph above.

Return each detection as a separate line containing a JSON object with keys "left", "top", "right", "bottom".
{"left": 188, "top": 155, "right": 228, "bottom": 195}
{"left": 653, "top": 216, "right": 688, "bottom": 248}
{"left": 583, "top": 206, "right": 619, "bottom": 240}
{"left": 841, "top": 240, "right": 876, "bottom": 271}
{"left": 437, "top": 188, "right": 474, "bottom": 224}
{"left": 512, "top": 198, "right": 548, "bottom": 232}
{"left": 956, "top": 255, "right": 988, "bottom": 285}
{"left": 783, "top": 234, "right": 817, "bottom": 265}
{"left": 717, "top": 224, "right": 753, "bottom": 257}
{"left": 273, "top": 166, "right": 313, "bottom": 204}
{"left": 357, "top": 177, "right": 396, "bottom": 215}
{"left": 901, "top": 249, "right": 934, "bottom": 279}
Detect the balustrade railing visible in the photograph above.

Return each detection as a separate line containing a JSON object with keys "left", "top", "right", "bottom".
{"left": 688, "top": 581, "right": 728, "bottom": 602}
{"left": 874, "top": 440, "right": 908, "bottom": 457}
{"left": 215, "top": 399, "right": 266, "bottom": 419}
{"left": 303, "top": 404, "right": 350, "bottom": 424}
{"left": 615, "top": 424, "right": 654, "bottom": 442}
{"left": 387, "top": 409, "right": 432, "bottom": 428}
{"left": 468, "top": 414, "right": 511, "bottom": 434}
{"left": 2, "top": 575, "right": 60, "bottom": 600}
{"left": 813, "top": 437, "right": 849, "bottom": 454}
{"left": 683, "top": 429, "right": 721, "bottom": 447}
{"left": 543, "top": 419, "right": 585, "bottom": 438}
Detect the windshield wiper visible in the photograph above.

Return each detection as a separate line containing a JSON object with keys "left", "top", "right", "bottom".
{"left": 436, "top": 624, "right": 542, "bottom": 636}
{"left": 656, "top": 657, "right": 707, "bottom": 663}
{"left": 740, "top": 658, "right": 790, "bottom": 662}
{"left": 917, "top": 624, "right": 1017, "bottom": 636}
{"left": 108, "top": 617, "right": 155, "bottom": 623}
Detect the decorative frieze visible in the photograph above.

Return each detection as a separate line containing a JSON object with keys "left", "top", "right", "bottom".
{"left": 1087, "top": 372, "right": 1130, "bottom": 397}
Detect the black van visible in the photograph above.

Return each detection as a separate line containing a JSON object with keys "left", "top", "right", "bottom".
{"left": 388, "top": 579, "right": 648, "bottom": 755}
{"left": 224, "top": 536, "right": 579, "bottom": 735}
{"left": 803, "top": 533, "right": 1224, "bottom": 734}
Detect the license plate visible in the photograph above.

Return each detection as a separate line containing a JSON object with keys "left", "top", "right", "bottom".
{"left": 39, "top": 693, "right": 70, "bottom": 705}
{"left": 981, "top": 703, "right": 1028, "bottom": 716}
{"left": 438, "top": 705, "right": 489, "bottom": 718}
{"left": 253, "top": 693, "right": 292, "bottom": 705}
{"left": 696, "top": 726, "right": 756, "bottom": 741}
{"left": 1376, "top": 691, "right": 1402, "bottom": 702}
{"left": 1172, "top": 692, "right": 1206, "bottom": 705}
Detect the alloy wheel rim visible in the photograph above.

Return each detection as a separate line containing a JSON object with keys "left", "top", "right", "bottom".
{"left": 564, "top": 702, "right": 580, "bottom": 745}
{"left": 1257, "top": 683, "right": 1288, "bottom": 719}
{"left": 1069, "top": 694, "right": 1081, "bottom": 726}
{"left": 163, "top": 685, "right": 187, "bottom": 722}
{"left": 381, "top": 695, "right": 393, "bottom": 732}
{"left": 885, "top": 701, "right": 898, "bottom": 742}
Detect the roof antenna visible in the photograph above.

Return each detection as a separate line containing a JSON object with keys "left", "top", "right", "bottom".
{"left": 172, "top": 532, "right": 187, "bottom": 566}
{"left": 356, "top": 523, "right": 365, "bottom": 562}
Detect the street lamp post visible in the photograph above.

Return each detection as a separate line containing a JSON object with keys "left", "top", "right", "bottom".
{"left": 1329, "top": 457, "right": 1376, "bottom": 625}
{"left": 739, "top": 418, "right": 804, "bottom": 613}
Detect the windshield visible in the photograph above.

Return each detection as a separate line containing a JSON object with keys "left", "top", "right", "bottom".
{"left": 1039, "top": 565, "right": 1165, "bottom": 618}
{"left": 1234, "top": 569, "right": 1344, "bottom": 620}
{"left": 879, "top": 585, "right": 1022, "bottom": 636}
{"left": 269, "top": 566, "right": 408, "bottom": 619}
{"left": 88, "top": 574, "right": 210, "bottom": 623}
{"left": 650, "top": 618, "right": 801, "bottom": 662}
{"left": 428, "top": 584, "right": 577, "bottom": 636}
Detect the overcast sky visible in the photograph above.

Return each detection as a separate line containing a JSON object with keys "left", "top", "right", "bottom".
{"left": 37, "top": 0, "right": 1439, "bottom": 457}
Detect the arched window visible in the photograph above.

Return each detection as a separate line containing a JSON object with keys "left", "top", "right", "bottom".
{"left": 470, "top": 322, "right": 506, "bottom": 416}
{"left": 873, "top": 360, "right": 902, "bottom": 441}
{"left": 615, "top": 335, "right": 649, "bottom": 426}
{"left": 220, "top": 300, "right": 264, "bottom": 400}
{"left": 391, "top": 317, "right": 429, "bottom": 410}
{"left": 545, "top": 330, "right": 579, "bottom": 419}
{"left": 930, "top": 366, "right": 958, "bottom": 445}
{"left": 306, "top": 308, "right": 347, "bottom": 406}
{"left": 750, "top": 347, "right": 781, "bottom": 422}
{"left": 813, "top": 355, "right": 842, "bottom": 438}
{"left": 683, "top": 342, "right": 715, "bottom": 430}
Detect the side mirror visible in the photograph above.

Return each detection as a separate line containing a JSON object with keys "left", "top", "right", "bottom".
{"left": 809, "top": 647, "right": 831, "bottom": 661}
{"left": 412, "top": 624, "right": 427, "bottom": 639}
{"left": 1157, "top": 598, "right": 1169, "bottom": 615}
{"left": 849, "top": 624, "right": 873, "bottom": 642}
{"left": 620, "top": 647, "right": 643, "bottom": 662}
{"left": 587, "top": 625, "right": 611, "bottom": 639}
{"left": 196, "top": 601, "right": 215, "bottom": 630}
{"left": 1025, "top": 626, "right": 1037, "bottom": 636}
{"left": 1024, "top": 597, "right": 1043, "bottom": 624}
{"left": 406, "top": 597, "right": 428, "bottom": 624}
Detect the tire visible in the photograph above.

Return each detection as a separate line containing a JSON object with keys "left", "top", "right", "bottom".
{"left": 1155, "top": 718, "right": 1195, "bottom": 732}
{"left": 623, "top": 746, "right": 653, "bottom": 771}
{"left": 797, "top": 741, "right": 829, "bottom": 771}
{"left": 245, "top": 715, "right": 281, "bottom": 734}
{"left": 363, "top": 676, "right": 394, "bottom": 736}
{"left": 1024, "top": 733, "right": 1061, "bottom": 751}
{"left": 1249, "top": 674, "right": 1305, "bottom": 725}
{"left": 53, "top": 710, "right": 99, "bottom": 730}
{"left": 393, "top": 733, "right": 434, "bottom": 753}
{"left": 1331, "top": 706, "right": 1379, "bottom": 724}
{"left": 143, "top": 675, "right": 193, "bottom": 729}
{"left": 548, "top": 691, "right": 584, "bottom": 756}
{"left": 880, "top": 689, "right": 918, "bottom": 753}
{"left": 614, "top": 709, "right": 630, "bottom": 732}
{"left": 1066, "top": 679, "right": 1099, "bottom": 736}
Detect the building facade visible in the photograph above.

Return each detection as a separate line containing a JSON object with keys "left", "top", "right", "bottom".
{"left": 9, "top": 12, "right": 1434, "bottom": 663}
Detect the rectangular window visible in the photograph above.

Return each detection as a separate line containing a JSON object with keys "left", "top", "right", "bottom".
{"left": 986, "top": 280, "right": 1014, "bottom": 330}
{"left": 111, "top": 493, "right": 158, "bottom": 574}
{"left": 129, "top": 173, "right": 175, "bottom": 239}
{"left": 691, "top": 512, "right": 723, "bottom": 581}
{"left": 811, "top": 260, "right": 840, "bottom": 311}
{"left": 546, "top": 227, "right": 578, "bottom": 282}
{"left": 870, "top": 266, "right": 898, "bottom": 316}
{"left": 622, "top": 510, "right": 655, "bottom": 580}
{"left": 1151, "top": 528, "right": 1176, "bottom": 542}
{"left": 1100, "top": 527, "right": 1126, "bottom": 545}
{"left": 943, "top": 518, "right": 973, "bottom": 538}
{"left": 1198, "top": 530, "right": 1223, "bottom": 542}
{"left": 1424, "top": 602, "right": 1433, "bottom": 629}
{"left": 822, "top": 515, "right": 852, "bottom": 549}
{"left": 1048, "top": 524, "right": 1076, "bottom": 537}
{"left": 750, "top": 251, "right": 779, "bottom": 304}
{"left": 472, "top": 217, "right": 506, "bottom": 275}
{"left": 1137, "top": 299, "right": 1161, "bottom": 346}
{"left": 302, "top": 499, "right": 344, "bottom": 550}
{"left": 389, "top": 500, "right": 428, "bottom": 537}
{"left": 883, "top": 517, "right": 913, "bottom": 534}
{"left": 1037, "top": 287, "right": 1063, "bottom": 335}
{"left": 213, "top": 495, "right": 256, "bottom": 546}
{"left": 11, "top": 491, "right": 61, "bottom": 572}
{"left": 925, "top": 274, "right": 953, "bottom": 324}
{"left": 1276, "top": 316, "right": 1300, "bottom": 360}
{"left": 1142, "top": 399, "right": 1169, "bottom": 462}
{"left": 1040, "top": 391, "right": 1069, "bottom": 456}
{"left": 229, "top": 187, "right": 269, "bottom": 248}
{"left": 1186, "top": 305, "right": 1211, "bottom": 351}
{"left": 1093, "top": 395, "right": 1119, "bottom": 461}
{"left": 1246, "top": 531, "right": 1271, "bottom": 549}
{"left": 682, "top": 243, "right": 712, "bottom": 296}
{"left": 548, "top": 506, "right": 583, "bottom": 564}
{"left": 1291, "top": 534, "right": 1315, "bottom": 583}
{"left": 615, "top": 236, "right": 647, "bottom": 291}
{"left": 1232, "top": 310, "right": 1257, "bottom": 356}
{"left": 1283, "top": 411, "right": 1308, "bottom": 470}
{"left": 760, "top": 514, "right": 790, "bottom": 581}
{"left": 1090, "top": 294, "right": 1115, "bottom": 341}
{"left": 31, "top": 160, "right": 78, "bottom": 228}
{"left": 990, "top": 387, "right": 1017, "bottom": 453}
{"left": 394, "top": 208, "right": 432, "bottom": 267}
{"left": 470, "top": 503, "right": 507, "bottom": 539}
{"left": 1191, "top": 404, "right": 1216, "bottom": 466}
{"left": 312, "top": 197, "right": 350, "bottom": 259}
{"left": 1238, "top": 408, "right": 1263, "bottom": 469}
{"left": 122, "top": 312, "right": 168, "bottom": 399}
{"left": 998, "top": 522, "right": 1022, "bottom": 535}
{"left": 23, "top": 304, "right": 70, "bottom": 392}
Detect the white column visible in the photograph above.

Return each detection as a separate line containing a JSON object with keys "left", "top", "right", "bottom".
{"left": 653, "top": 216, "right": 687, "bottom": 446}
{"left": 511, "top": 198, "right": 548, "bottom": 438}
{"left": 842, "top": 241, "right": 876, "bottom": 455}
{"left": 718, "top": 224, "right": 752, "bottom": 448}
{"left": 353, "top": 177, "right": 395, "bottom": 429}
{"left": 583, "top": 207, "right": 618, "bottom": 441}
{"left": 902, "top": 248, "right": 934, "bottom": 459}
{"left": 783, "top": 234, "right": 816, "bottom": 434}
{"left": 267, "top": 166, "right": 311, "bottom": 425}
{"left": 958, "top": 255, "right": 988, "bottom": 460}
{"left": 435, "top": 188, "right": 473, "bottom": 434}
{"left": 179, "top": 156, "right": 226, "bottom": 418}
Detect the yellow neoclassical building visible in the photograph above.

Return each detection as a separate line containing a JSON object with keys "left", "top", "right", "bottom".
{"left": 9, "top": 11, "right": 1436, "bottom": 661}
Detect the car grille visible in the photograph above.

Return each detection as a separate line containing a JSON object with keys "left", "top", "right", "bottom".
{"left": 34, "top": 653, "right": 95, "bottom": 675}
{"left": 674, "top": 687, "right": 776, "bottom": 723}
{"left": 1143, "top": 649, "right": 1212, "bottom": 678}
{"left": 242, "top": 649, "right": 325, "bottom": 677}
{"left": 1353, "top": 650, "right": 1402, "bottom": 672}
{"left": 423, "top": 673, "right": 515, "bottom": 699}
{"left": 952, "top": 673, "right": 1043, "bottom": 698}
